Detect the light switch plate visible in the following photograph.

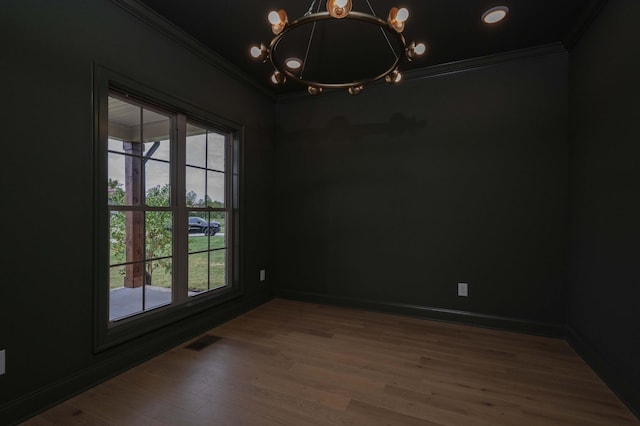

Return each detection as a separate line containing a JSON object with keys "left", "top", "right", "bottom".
{"left": 259, "top": 269, "right": 266, "bottom": 282}
{"left": 0, "top": 350, "right": 5, "bottom": 375}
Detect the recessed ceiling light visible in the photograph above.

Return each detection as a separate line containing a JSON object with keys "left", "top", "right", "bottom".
{"left": 482, "top": 6, "right": 509, "bottom": 24}
{"left": 285, "top": 58, "right": 302, "bottom": 70}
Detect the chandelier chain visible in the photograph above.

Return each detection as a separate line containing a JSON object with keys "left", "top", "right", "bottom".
{"left": 304, "top": 0, "right": 317, "bottom": 16}
{"left": 301, "top": 0, "right": 322, "bottom": 79}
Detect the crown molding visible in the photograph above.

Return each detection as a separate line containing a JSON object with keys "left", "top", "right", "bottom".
{"left": 277, "top": 42, "right": 568, "bottom": 102}
{"left": 563, "top": 0, "right": 609, "bottom": 50}
{"left": 403, "top": 42, "right": 567, "bottom": 81}
{"left": 109, "top": 0, "right": 568, "bottom": 104}
{"left": 110, "top": 0, "right": 275, "bottom": 100}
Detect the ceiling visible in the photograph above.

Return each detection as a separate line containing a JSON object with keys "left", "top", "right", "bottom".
{"left": 135, "top": 0, "right": 601, "bottom": 95}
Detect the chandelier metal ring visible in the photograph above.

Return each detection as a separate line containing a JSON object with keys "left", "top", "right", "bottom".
{"left": 250, "top": 1, "right": 427, "bottom": 95}
{"left": 269, "top": 11, "right": 407, "bottom": 90}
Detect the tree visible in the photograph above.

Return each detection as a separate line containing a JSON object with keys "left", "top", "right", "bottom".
{"left": 108, "top": 179, "right": 126, "bottom": 263}
{"left": 108, "top": 179, "right": 172, "bottom": 286}
{"left": 144, "top": 185, "right": 172, "bottom": 282}
{"left": 186, "top": 190, "right": 198, "bottom": 207}
{"left": 207, "top": 198, "right": 225, "bottom": 221}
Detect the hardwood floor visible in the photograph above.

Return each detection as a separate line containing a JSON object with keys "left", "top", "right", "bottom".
{"left": 23, "top": 298, "right": 638, "bottom": 425}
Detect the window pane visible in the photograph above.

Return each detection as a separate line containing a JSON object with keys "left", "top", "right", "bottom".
{"left": 109, "top": 211, "right": 126, "bottom": 263}
{"left": 202, "top": 211, "right": 225, "bottom": 249}
{"left": 188, "top": 235, "right": 200, "bottom": 255}
{"left": 141, "top": 286, "right": 172, "bottom": 312}
{"left": 209, "top": 249, "right": 226, "bottom": 290}
{"left": 187, "top": 211, "right": 219, "bottom": 241}
{"left": 186, "top": 124, "right": 206, "bottom": 168}
{"left": 110, "top": 290, "right": 143, "bottom": 322}
{"left": 212, "top": 212, "right": 227, "bottom": 247}
{"left": 108, "top": 138, "right": 125, "bottom": 154}
{"left": 186, "top": 166, "right": 206, "bottom": 206}
{"left": 207, "top": 170, "right": 225, "bottom": 207}
{"left": 109, "top": 96, "right": 141, "bottom": 143}
{"left": 188, "top": 243, "right": 226, "bottom": 296}
{"left": 144, "top": 259, "right": 172, "bottom": 311}
{"left": 144, "top": 210, "right": 173, "bottom": 314}
{"left": 109, "top": 260, "right": 172, "bottom": 321}
{"left": 108, "top": 153, "right": 142, "bottom": 206}
{"left": 145, "top": 211, "right": 173, "bottom": 261}
{"left": 143, "top": 140, "right": 171, "bottom": 162}
{"left": 142, "top": 109, "right": 171, "bottom": 161}
{"left": 109, "top": 262, "right": 145, "bottom": 320}
{"left": 145, "top": 159, "right": 171, "bottom": 206}
{"left": 107, "top": 152, "right": 125, "bottom": 195}
{"left": 188, "top": 252, "right": 208, "bottom": 293}
{"left": 146, "top": 259, "right": 172, "bottom": 289}
{"left": 109, "top": 264, "right": 127, "bottom": 290}
{"left": 109, "top": 210, "right": 144, "bottom": 263}
{"left": 207, "top": 132, "right": 225, "bottom": 172}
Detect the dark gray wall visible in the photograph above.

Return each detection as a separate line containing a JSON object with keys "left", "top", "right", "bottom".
{"left": 0, "top": 1, "right": 274, "bottom": 423}
{"left": 568, "top": 0, "right": 640, "bottom": 414}
{"left": 275, "top": 52, "right": 569, "bottom": 327}
{"left": 5, "top": 0, "right": 637, "bottom": 421}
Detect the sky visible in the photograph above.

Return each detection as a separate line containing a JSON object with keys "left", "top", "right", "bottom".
{"left": 108, "top": 133, "right": 226, "bottom": 205}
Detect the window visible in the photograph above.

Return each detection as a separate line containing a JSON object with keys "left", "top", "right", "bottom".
{"left": 185, "top": 123, "right": 231, "bottom": 296}
{"left": 95, "top": 68, "right": 241, "bottom": 350}
{"left": 107, "top": 94, "right": 175, "bottom": 321}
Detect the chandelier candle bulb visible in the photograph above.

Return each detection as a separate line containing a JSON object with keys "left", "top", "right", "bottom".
{"left": 285, "top": 58, "right": 302, "bottom": 70}
{"left": 267, "top": 11, "right": 281, "bottom": 25}
{"left": 327, "top": 0, "right": 352, "bottom": 19}
{"left": 250, "top": 44, "right": 269, "bottom": 62}
{"left": 348, "top": 85, "right": 364, "bottom": 95}
{"left": 388, "top": 7, "right": 408, "bottom": 32}
{"left": 396, "top": 8, "right": 409, "bottom": 23}
{"left": 407, "top": 41, "right": 427, "bottom": 60}
{"left": 271, "top": 71, "right": 286, "bottom": 85}
{"left": 385, "top": 70, "right": 402, "bottom": 83}
{"left": 268, "top": 9, "right": 288, "bottom": 34}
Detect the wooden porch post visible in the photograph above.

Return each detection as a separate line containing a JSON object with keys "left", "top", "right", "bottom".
{"left": 123, "top": 141, "right": 145, "bottom": 288}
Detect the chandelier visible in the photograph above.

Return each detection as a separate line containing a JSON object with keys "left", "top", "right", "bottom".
{"left": 249, "top": 0, "right": 426, "bottom": 95}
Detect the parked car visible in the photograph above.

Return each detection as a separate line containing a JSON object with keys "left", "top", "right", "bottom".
{"left": 188, "top": 216, "right": 221, "bottom": 236}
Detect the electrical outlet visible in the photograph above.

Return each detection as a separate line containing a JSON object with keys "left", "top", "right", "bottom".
{"left": 458, "top": 282, "right": 469, "bottom": 297}
{"left": 259, "top": 269, "right": 266, "bottom": 282}
{"left": 0, "top": 350, "right": 5, "bottom": 375}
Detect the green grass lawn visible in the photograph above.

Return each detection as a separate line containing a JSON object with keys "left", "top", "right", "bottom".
{"left": 187, "top": 235, "right": 226, "bottom": 292}
{"left": 110, "top": 234, "right": 226, "bottom": 292}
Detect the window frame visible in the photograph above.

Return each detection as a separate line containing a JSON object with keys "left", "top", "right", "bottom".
{"left": 94, "top": 65, "right": 243, "bottom": 351}
{"left": 184, "top": 118, "right": 234, "bottom": 296}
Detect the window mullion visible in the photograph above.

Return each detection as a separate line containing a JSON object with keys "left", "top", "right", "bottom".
{"left": 174, "top": 113, "right": 189, "bottom": 304}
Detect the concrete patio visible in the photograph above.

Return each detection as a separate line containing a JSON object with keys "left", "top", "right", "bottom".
{"left": 109, "top": 285, "right": 172, "bottom": 321}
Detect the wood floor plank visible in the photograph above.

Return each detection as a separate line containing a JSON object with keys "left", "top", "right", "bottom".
{"left": 22, "top": 298, "right": 639, "bottom": 425}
